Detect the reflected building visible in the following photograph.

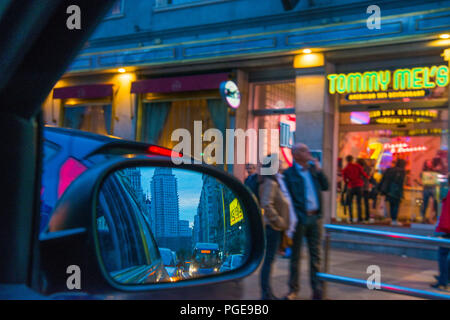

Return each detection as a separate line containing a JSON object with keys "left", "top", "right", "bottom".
{"left": 194, "top": 175, "right": 223, "bottom": 249}
{"left": 149, "top": 168, "right": 193, "bottom": 252}
{"left": 194, "top": 175, "right": 247, "bottom": 255}
{"left": 123, "top": 167, "right": 148, "bottom": 217}
{"left": 150, "top": 167, "right": 180, "bottom": 239}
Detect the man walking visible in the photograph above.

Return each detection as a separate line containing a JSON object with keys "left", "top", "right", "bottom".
{"left": 283, "top": 143, "right": 329, "bottom": 300}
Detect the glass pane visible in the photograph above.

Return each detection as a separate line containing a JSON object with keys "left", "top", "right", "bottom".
{"left": 253, "top": 82, "right": 295, "bottom": 110}
{"left": 63, "top": 104, "right": 112, "bottom": 135}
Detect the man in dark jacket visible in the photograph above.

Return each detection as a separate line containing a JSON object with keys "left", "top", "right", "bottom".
{"left": 283, "top": 143, "right": 329, "bottom": 300}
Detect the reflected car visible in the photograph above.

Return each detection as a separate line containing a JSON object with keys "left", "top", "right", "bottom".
{"left": 220, "top": 254, "right": 245, "bottom": 273}
{"left": 159, "top": 248, "right": 185, "bottom": 282}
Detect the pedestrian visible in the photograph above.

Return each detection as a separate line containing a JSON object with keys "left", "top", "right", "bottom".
{"left": 419, "top": 160, "right": 439, "bottom": 223}
{"left": 430, "top": 176, "right": 450, "bottom": 291}
{"left": 258, "top": 154, "right": 290, "bottom": 300}
{"left": 244, "top": 163, "right": 259, "bottom": 199}
{"left": 357, "top": 158, "right": 372, "bottom": 222}
{"left": 379, "top": 159, "right": 406, "bottom": 226}
{"left": 342, "top": 155, "right": 369, "bottom": 223}
{"left": 283, "top": 143, "right": 329, "bottom": 300}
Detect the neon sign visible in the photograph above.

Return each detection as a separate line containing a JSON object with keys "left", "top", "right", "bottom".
{"left": 369, "top": 108, "right": 437, "bottom": 124}
{"left": 327, "top": 65, "right": 449, "bottom": 95}
{"left": 384, "top": 143, "right": 427, "bottom": 153}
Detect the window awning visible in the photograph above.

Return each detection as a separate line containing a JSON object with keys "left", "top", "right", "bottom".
{"left": 131, "top": 73, "right": 229, "bottom": 94}
{"left": 53, "top": 84, "right": 113, "bottom": 99}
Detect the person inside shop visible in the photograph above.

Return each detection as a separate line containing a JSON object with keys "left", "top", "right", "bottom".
{"left": 342, "top": 155, "right": 369, "bottom": 223}
{"left": 417, "top": 159, "right": 439, "bottom": 224}
{"left": 430, "top": 173, "right": 450, "bottom": 291}
{"left": 258, "top": 154, "right": 291, "bottom": 300}
{"left": 379, "top": 159, "right": 407, "bottom": 226}
{"left": 357, "top": 158, "right": 373, "bottom": 223}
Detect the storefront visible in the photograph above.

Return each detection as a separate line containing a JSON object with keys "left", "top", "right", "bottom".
{"left": 132, "top": 72, "right": 232, "bottom": 167}
{"left": 331, "top": 56, "right": 449, "bottom": 225}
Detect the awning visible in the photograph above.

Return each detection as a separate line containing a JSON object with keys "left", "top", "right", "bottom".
{"left": 131, "top": 73, "right": 229, "bottom": 94}
{"left": 53, "top": 84, "right": 113, "bottom": 99}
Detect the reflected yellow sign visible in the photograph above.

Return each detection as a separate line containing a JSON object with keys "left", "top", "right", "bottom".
{"left": 230, "top": 198, "right": 243, "bottom": 226}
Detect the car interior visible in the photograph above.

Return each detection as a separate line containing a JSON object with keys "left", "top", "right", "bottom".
{"left": 0, "top": 0, "right": 264, "bottom": 300}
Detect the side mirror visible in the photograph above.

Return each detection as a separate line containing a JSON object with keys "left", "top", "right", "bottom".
{"left": 39, "top": 156, "right": 264, "bottom": 295}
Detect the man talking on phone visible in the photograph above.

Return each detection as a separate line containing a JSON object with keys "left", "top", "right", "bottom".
{"left": 283, "top": 143, "right": 329, "bottom": 300}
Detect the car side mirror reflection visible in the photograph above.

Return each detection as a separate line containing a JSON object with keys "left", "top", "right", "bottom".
{"left": 95, "top": 166, "right": 250, "bottom": 285}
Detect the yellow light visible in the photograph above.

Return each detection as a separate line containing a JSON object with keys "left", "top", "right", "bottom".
{"left": 439, "top": 34, "right": 450, "bottom": 39}
{"left": 303, "top": 48, "right": 312, "bottom": 54}
{"left": 293, "top": 52, "right": 324, "bottom": 68}
{"left": 118, "top": 68, "right": 126, "bottom": 73}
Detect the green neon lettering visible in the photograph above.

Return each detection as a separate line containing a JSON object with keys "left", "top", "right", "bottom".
{"left": 393, "top": 69, "right": 411, "bottom": 90}
{"left": 337, "top": 74, "right": 346, "bottom": 94}
{"left": 378, "top": 70, "right": 391, "bottom": 91}
{"left": 423, "top": 67, "right": 435, "bottom": 88}
{"left": 347, "top": 73, "right": 363, "bottom": 93}
{"left": 411, "top": 68, "right": 423, "bottom": 89}
{"left": 436, "top": 65, "right": 449, "bottom": 87}
{"left": 327, "top": 74, "right": 338, "bottom": 94}
{"left": 362, "top": 72, "right": 379, "bottom": 92}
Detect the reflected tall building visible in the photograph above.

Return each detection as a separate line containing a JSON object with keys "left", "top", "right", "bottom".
{"left": 150, "top": 167, "right": 180, "bottom": 239}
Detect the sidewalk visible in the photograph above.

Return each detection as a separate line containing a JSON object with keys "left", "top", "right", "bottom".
{"left": 242, "top": 247, "right": 450, "bottom": 300}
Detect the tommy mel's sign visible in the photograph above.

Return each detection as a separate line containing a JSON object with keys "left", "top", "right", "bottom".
{"left": 327, "top": 65, "right": 449, "bottom": 101}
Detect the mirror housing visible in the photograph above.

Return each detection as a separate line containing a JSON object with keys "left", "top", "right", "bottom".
{"left": 39, "top": 155, "right": 264, "bottom": 296}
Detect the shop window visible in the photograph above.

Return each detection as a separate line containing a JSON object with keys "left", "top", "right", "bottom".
{"left": 104, "top": 0, "right": 124, "bottom": 19}
{"left": 63, "top": 104, "right": 112, "bottom": 135}
{"left": 141, "top": 98, "right": 227, "bottom": 165}
{"left": 250, "top": 82, "right": 296, "bottom": 168}
{"left": 337, "top": 107, "right": 448, "bottom": 225}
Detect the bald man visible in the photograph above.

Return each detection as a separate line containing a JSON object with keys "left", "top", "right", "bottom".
{"left": 282, "top": 143, "right": 329, "bottom": 300}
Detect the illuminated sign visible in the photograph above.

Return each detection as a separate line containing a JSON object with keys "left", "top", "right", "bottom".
{"left": 346, "top": 89, "right": 429, "bottom": 101}
{"left": 369, "top": 108, "right": 437, "bottom": 124}
{"left": 389, "top": 128, "right": 446, "bottom": 137}
{"left": 328, "top": 65, "right": 449, "bottom": 95}
{"left": 200, "top": 250, "right": 211, "bottom": 254}
{"left": 230, "top": 198, "right": 243, "bottom": 226}
{"left": 220, "top": 81, "right": 241, "bottom": 109}
{"left": 384, "top": 143, "right": 427, "bottom": 154}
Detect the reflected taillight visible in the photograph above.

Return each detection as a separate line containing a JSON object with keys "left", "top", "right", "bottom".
{"left": 147, "top": 146, "right": 182, "bottom": 158}
{"left": 57, "top": 157, "right": 87, "bottom": 199}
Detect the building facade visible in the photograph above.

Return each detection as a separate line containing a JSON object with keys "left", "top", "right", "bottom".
{"left": 42, "top": 0, "right": 450, "bottom": 225}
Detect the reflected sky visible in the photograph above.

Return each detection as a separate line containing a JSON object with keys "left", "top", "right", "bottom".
{"left": 140, "top": 168, "right": 204, "bottom": 226}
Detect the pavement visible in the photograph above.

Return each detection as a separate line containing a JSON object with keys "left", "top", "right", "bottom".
{"left": 241, "top": 247, "right": 450, "bottom": 300}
